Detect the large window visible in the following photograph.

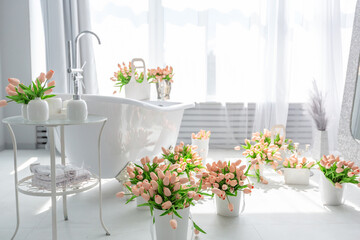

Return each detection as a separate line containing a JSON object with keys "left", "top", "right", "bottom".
{"left": 90, "top": 0, "right": 356, "bottom": 102}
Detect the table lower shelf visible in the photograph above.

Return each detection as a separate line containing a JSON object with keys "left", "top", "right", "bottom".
{"left": 17, "top": 175, "right": 99, "bottom": 197}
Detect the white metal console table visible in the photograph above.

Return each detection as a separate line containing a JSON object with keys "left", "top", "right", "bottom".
{"left": 3, "top": 115, "right": 110, "bottom": 240}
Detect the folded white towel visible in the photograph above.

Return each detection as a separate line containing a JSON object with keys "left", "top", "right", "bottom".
{"left": 31, "top": 176, "right": 67, "bottom": 190}
{"left": 30, "top": 163, "right": 66, "bottom": 182}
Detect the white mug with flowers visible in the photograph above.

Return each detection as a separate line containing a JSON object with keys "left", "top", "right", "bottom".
{"left": 281, "top": 155, "right": 315, "bottom": 185}
{"left": 191, "top": 130, "right": 211, "bottom": 163}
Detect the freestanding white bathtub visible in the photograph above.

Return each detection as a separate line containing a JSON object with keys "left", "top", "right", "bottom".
{"left": 56, "top": 94, "right": 194, "bottom": 178}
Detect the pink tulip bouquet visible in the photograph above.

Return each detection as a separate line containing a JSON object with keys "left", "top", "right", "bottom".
{"left": 318, "top": 155, "right": 360, "bottom": 189}
{"left": 147, "top": 66, "right": 174, "bottom": 83}
{"left": 117, "top": 155, "right": 206, "bottom": 234}
{"left": 192, "top": 130, "right": 211, "bottom": 140}
{"left": 0, "top": 70, "right": 55, "bottom": 107}
{"left": 283, "top": 155, "right": 315, "bottom": 169}
{"left": 273, "top": 133, "right": 295, "bottom": 152}
{"left": 235, "top": 129, "right": 283, "bottom": 184}
{"left": 161, "top": 142, "right": 205, "bottom": 179}
{"left": 111, "top": 62, "right": 145, "bottom": 93}
{"left": 200, "top": 160, "right": 253, "bottom": 212}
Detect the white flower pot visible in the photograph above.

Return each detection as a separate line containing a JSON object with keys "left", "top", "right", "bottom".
{"left": 153, "top": 207, "right": 189, "bottom": 240}
{"left": 216, "top": 193, "right": 242, "bottom": 217}
{"left": 27, "top": 98, "right": 49, "bottom": 121}
{"left": 125, "top": 79, "right": 150, "bottom": 101}
{"left": 312, "top": 130, "right": 329, "bottom": 160}
{"left": 21, "top": 104, "right": 28, "bottom": 120}
{"left": 191, "top": 138, "right": 209, "bottom": 163}
{"left": 320, "top": 174, "right": 345, "bottom": 206}
{"left": 67, "top": 99, "right": 88, "bottom": 121}
{"left": 283, "top": 168, "right": 310, "bottom": 185}
{"left": 45, "top": 97, "right": 62, "bottom": 119}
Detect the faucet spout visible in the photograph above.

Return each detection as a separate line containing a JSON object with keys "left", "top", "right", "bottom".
{"left": 74, "top": 30, "right": 101, "bottom": 68}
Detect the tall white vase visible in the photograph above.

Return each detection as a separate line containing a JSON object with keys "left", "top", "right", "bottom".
{"left": 320, "top": 174, "right": 345, "bottom": 206}
{"left": 215, "top": 193, "right": 242, "bottom": 217}
{"left": 191, "top": 138, "right": 209, "bottom": 164}
{"left": 27, "top": 98, "right": 49, "bottom": 121}
{"left": 312, "top": 130, "right": 329, "bottom": 160}
{"left": 153, "top": 207, "right": 189, "bottom": 240}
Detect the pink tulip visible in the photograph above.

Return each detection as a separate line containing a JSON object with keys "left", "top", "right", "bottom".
{"left": 222, "top": 185, "right": 228, "bottom": 190}
{"left": 163, "top": 176, "right": 170, "bottom": 186}
{"left": 132, "top": 188, "right": 140, "bottom": 196}
{"left": 212, "top": 188, "right": 221, "bottom": 195}
{"left": 45, "top": 89, "right": 53, "bottom": 95}
{"left": 170, "top": 219, "right": 177, "bottom": 229}
{"left": 143, "top": 182, "right": 151, "bottom": 190}
{"left": 243, "top": 188, "right": 252, "bottom": 194}
{"left": 143, "top": 165, "right": 149, "bottom": 172}
{"left": 45, "top": 70, "right": 54, "bottom": 80}
{"left": 158, "top": 171, "right": 165, "bottom": 179}
{"left": 348, "top": 172, "right": 354, "bottom": 177}
{"left": 194, "top": 194, "right": 202, "bottom": 201}
{"left": 116, "top": 191, "right": 125, "bottom": 198}
{"left": 6, "top": 87, "right": 17, "bottom": 96}
{"left": 7, "top": 84, "right": 16, "bottom": 91}
{"left": 164, "top": 187, "right": 171, "bottom": 197}
{"left": 179, "top": 178, "right": 188, "bottom": 184}
{"left": 234, "top": 146, "right": 241, "bottom": 151}
{"left": 334, "top": 183, "right": 342, "bottom": 189}
{"left": 150, "top": 172, "right": 158, "bottom": 181}
{"left": 8, "top": 78, "right": 20, "bottom": 86}
{"left": 161, "top": 201, "right": 172, "bottom": 210}
{"left": 141, "top": 192, "right": 150, "bottom": 201}
{"left": 140, "top": 157, "right": 146, "bottom": 165}
{"left": 228, "top": 203, "right": 234, "bottom": 212}
{"left": 194, "top": 229, "right": 200, "bottom": 235}
{"left": 336, "top": 168, "right": 344, "bottom": 173}
{"left": 129, "top": 172, "right": 135, "bottom": 178}
{"left": 155, "top": 195, "right": 163, "bottom": 204}
{"left": 38, "top": 72, "right": 46, "bottom": 83}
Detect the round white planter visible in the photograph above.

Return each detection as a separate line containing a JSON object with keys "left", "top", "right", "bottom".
{"left": 27, "top": 98, "right": 49, "bottom": 121}
{"left": 21, "top": 104, "right": 28, "bottom": 120}
{"left": 191, "top": 138, "right": 209, "bottom": 163}
{"left": 67, "top": 99, "right": 88, "bottom": 121}
{"left": 283, "top": 168, "right": 310, "bottom": 185}
{"left": 320, "top": 174, "right": 345, "bottom": 206}
{"left": 153, "top": 207, "right": 190, "bottom": 240}
{"left": 215, "top": 193, "right": 242, "bottom": 217}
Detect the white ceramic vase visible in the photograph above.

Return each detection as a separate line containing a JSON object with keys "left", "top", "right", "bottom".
{"left": 283, "top": 168, "right": 310, "bottom": 185}
{"left": 153, "top": 207, "right": 189, "bottom": 240}
{"left": 67, "top": 99, "right": 88, "bottom": 121}
{"left": 21, "top": 104, "right": 28, "bottom": 120}
{"left": 27, "top": 98, "right": 49, "bottom": 121}
{"left": 312, "top": 130, "right": 329, "bottom": 160}
{"left": 45, "top": 97, "right": 62, "bottom": 119}
{"left": 191, "top": 138, "right": 209, "bottom": 164}
{"left": 215, "top": 193, "right": 242, "bottom": 217}
{"left": 320, "top": 174, "right": 345, "bottom": 206}
{"left": 125, "top": 80, "right": 150, "bottom": 101}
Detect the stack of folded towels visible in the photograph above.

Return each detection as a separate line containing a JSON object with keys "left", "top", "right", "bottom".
{"left": 30, "top": 163, "right": 91, "bottom": 190}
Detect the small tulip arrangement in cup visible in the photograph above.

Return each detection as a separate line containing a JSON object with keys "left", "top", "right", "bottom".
{"left": 0, "top": 70, "right": 55, "bottom": 107}
{"left": 161, "top": 142, "right": 205, "bottom": 179}
{"left": 147, "top": 66, "right": 174, "bottom": 83}
{"left": 283, "top": 155, "right": 315, "bottom": 169}
{"left": 192, "top": 130, "right": 211, "bottom": 140}
{"left": 111, "top": 62, "right": 145, "bottom": 93}
{"left": 235, "top": 129, "right": 282, "bottom": 184}
{"left": 200, "top": 160, "right": 253, "bottom": 212}
{"left": 117, "top": 155, "right": 207, "bottom": 234}
{"left": 317, "top": 155, "right": 360, "bottom": 189}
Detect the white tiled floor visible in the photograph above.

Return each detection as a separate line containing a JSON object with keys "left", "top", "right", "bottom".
{"left": 1, "top": 149, "right": 360, "bottom": 240}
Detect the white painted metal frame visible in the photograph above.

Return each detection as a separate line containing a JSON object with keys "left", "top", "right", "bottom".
{"left": 4, "top": 115, "right": 110, "bottom": 240}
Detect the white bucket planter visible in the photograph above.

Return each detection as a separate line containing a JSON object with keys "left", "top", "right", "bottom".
{"left": 125, "top": 80, "right": 150, "bottom": 101}
{"left": 216, "top": 193, "right": 243, "bottom": 217}
{"left": 312, "top": 130, "right": 329, "bottom": 160}
{"left": 45, "top": 97, "right": 62, "bottom": 119}
{"left": 153, "top": 207, "right": 189, "bottom": 240}
{"left": 27, "top": 98, "right": 49, "bottom": 121}
{"left": 21, "top": 104, "right": 28, "bottom": 120}
{"left": 191, "top": 138, "right": 209, "bottom": 163}
{"left": 283, "top": 168, "right": 310, "bottom": 185}
{"left": 320, "top": 174, "right": 345, "bottom": 206}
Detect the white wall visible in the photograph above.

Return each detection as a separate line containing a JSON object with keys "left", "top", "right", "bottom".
{"left": 0, "top": 0, "right": 37, "bottom": 149}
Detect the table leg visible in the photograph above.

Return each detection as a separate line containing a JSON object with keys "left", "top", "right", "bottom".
{"left": 7, "top": 124, "right": 20, "bottom": 240}
{"left": 48, "top": 127, "right": 57, "bottom": 240}
{"left": 98, "top": 121, "right": 110, "bottom": 236}
{"left": 60, "top": 126, "right": 68, "bottom": 221}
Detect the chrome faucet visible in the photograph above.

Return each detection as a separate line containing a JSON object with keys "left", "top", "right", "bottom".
{"left": 68, "top": 31, "right": 101, "bottom": 100}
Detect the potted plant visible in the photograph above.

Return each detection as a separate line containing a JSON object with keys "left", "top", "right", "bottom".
{"left": 1, "top": 70, "right": 56, "bottom": 121}
{"left": 307, "top": 80, "right": 328, "bottom": 159}
{"left": 161, "top": 142, "right": 204, "bottom": 180}
{"left": 117, "top": 155, "right": 206, "bottom": 240}
{"left": 235, "top": 129, "right": 284, "bottom": 184}
{"left": 111, "top": 59, "right": 150, "bottom": 100}
{"left": 191, "top": 130, "right": 211, "bottom": 164}
{"left": 147, "top": 66, "right": 174, "bottom": 100}
{"left": 200, "top": 160, "right": 253, "bottom": 217}
{"left": 281, "top": 155, "right": 315, "bottom": 185}
{"left": 317, "top": 155, "right": 360, "bottom": 206}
